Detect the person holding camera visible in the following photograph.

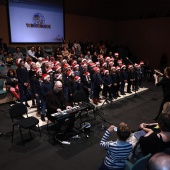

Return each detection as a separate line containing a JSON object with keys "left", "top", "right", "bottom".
{"left": 99, "top": 122, "right": 132, "bottom": 170}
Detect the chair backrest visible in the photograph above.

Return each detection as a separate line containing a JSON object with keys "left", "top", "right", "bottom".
{"left": 10, "top": 103, "right": 28, "bottom": 119}
{"left": 8, "top": 47, "right": 16, "bottom": 55}
{"left": 10, "top": 65, "right": 17, "bottom": 70}
{"left": 73, "top": 91, "right": 87, "bottom": 103}
{"left": 0, "top": 79, "right": 4, "bottom": 90}
{"left": 132, "top": 153, "right": 152, "bottom": 170}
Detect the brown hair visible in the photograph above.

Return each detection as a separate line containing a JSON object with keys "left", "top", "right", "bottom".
{"left": 164, "top": 67, "right": 170, "bottom": 77}
{"left": 158, "top": 113, "right": 170, "bottom": 132}
{"left": 162, "top": 102, "right": 170, "bottom": 115}
{"left": 117, "top": 122, "right": 131, "bottom": 141}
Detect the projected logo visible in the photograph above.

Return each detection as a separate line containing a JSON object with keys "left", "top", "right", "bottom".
{"left": 26, "top": 13, "right": 51, "bottom": 29}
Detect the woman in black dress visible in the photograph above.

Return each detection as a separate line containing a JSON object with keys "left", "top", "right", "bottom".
{"left": 153, "top": 67, "right": 170, "bottom": 120}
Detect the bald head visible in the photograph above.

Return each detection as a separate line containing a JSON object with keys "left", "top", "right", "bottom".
{"left": 54, "top": 81, "right": 63, "bottom": 92}
{"left": 148, "top": 152, "right": 170, "bottom": 170}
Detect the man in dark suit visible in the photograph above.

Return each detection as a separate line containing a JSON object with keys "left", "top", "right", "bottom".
{"left": 46, "top": 81, "right": 74, "bottom": 133}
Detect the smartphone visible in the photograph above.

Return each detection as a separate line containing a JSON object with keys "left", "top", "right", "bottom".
{"left": 114, "top": 127, "right": 117, "bottom": 132}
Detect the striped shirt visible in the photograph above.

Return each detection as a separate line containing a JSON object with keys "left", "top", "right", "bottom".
{"left": 100, "top": 130, "right": 132, "bottom": 169}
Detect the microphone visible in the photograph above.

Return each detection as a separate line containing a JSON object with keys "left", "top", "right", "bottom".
{"left": 126, "top": 57, "right": 129, "bottom": 60}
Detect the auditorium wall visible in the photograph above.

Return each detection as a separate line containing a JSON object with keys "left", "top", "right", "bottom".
{"left": 1, "top": 4, "right": 170, "bottom": 68}
{"left": 116, "top": 18, "right": 170, "bottom": 69}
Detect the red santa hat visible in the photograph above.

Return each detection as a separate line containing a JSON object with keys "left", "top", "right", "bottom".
{"left": 114, "top": 52, "right": 119, "bottom": 56}
{"left": 53, "top": 61, "right": 60, "bottom": 66}
{"left": 140, "top": 61, "right": 144, "bottom": 65}
{"left": 121, "top": 65, "right": 126, "bottom": 69}
{"left": 46, "top": 68, "right": 53, "bottom": 73}
{"left": 53, "top": 65, "right": 61, "bottom": 72}
{"left": 102, "top": 62, "right": 107, "bottom": 67}
{"left": 74, "top": 76, "right": 80, "bottom": 81}
{"left": 95, "top": 62, "right": 100, "bottom": 66}
{"left": 93, "top": 67, "right": 99, "bottom": 72}
{"left": 136, "top": 64, "right": 141, "bottom": 68}
{"left": 62, "top": 59, "right": 67, "bottom": 63}
{"left": 103, "top": 69, "right": 109, "bottom": 75}
{"left": 67, "top": 70, "right": 74, "bottom": 77}
{"left": 73, "top": 64, "right": 79, "bottom": 68}
{"left": 36, "top": 67, "right": 42, "bottom": 73}
{"left": 42, "top": 59, "right": 48, "bottom": 64}
{"left": 109, "top": 61, "right": 114, "bottom": 65}
{"left": 87, "top": 59, "right": 92, "bottom": 64}
{"left": 82, "top": 58, "right": 87, "bottom": 63}
{"left": 71, "top": 60, "right": 77, "bottom": 65}
{"left": 111, "top": 66, "right": 116, "bottom": 70}
{"left": 97, "top": 54, "right": 103, "bottom": 59}
{"left": 84, "top": 71, "right": 90, "bottom": 76}
{"left": 42, "top": 74, "right": 50, "bottom": 80}
{"left": 89, "top": 62, "right": 96, "bottom": 68}
{"left": 116, "top": 66, "right": 120, "bottom": 70}
{"left": 16, "top": 58, "right": 22, "bottom": 65}
{"left": 128, "top": 65, "right": 133, "bottom": 69}
{"left": 82, "top": 63, "right": 87, "bottom": 67}
{"left": 105, "top": 56, "right": 110, "bottom": 62}
{"left": 56, "top": 73, "right": 62, "bottom": 80}
{"left": 64, "top": 63, "right": 71, "bottom": 70}
{"left": 117, "top": 60, "right": 122, "bottom": 64}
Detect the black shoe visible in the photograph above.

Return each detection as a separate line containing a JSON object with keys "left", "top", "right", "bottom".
{"left": 127, "top": 91, "right": 132, "bottom": 93}
{"left": 25, "top": 103, "right": 30, "bottom": 107}
{"left": 41, "top": 115, "right": 45, "bottom": 121}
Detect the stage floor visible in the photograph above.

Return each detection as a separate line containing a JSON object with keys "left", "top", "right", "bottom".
{"left": 26, "top": 86, "right": 148, "bottom": 128}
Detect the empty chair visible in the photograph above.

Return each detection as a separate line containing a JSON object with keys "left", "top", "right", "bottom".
{"left": 9, "top": 103, "right": 41, "bottom": 145}
{"left": 10, "top": 65, "right": 17, "bottom": 70}
{"left": 27, "top": 46, "right": 31, "bottom": 50}
{"left": 51, "top": 45, "right": 57, "bottom": 53}
{"left": 8, "top": 47, "right": 16, "bottom": 55}
{"left": 0, "top": 67, "right": 8, "bottom": 78}
{"left": 0, "top": 78, "right": 7, "bottom": 94}
{"left": 44, "top": 46, "right": 53, "bottom": 54}
{"left": 125, "top": 153, "right": 152, "bottom": 170}
{"left": 73, "top": 90, "right": 88, "bottom": 104}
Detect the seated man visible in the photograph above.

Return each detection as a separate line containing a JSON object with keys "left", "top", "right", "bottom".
{"left": 46, "top": 81, "right": 75, "bottom": 134}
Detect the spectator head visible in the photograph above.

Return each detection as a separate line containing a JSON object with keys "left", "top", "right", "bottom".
{"left": 158, "top": 113, "right": 170, "bottom": 132}
{"left": 31, "top": 46, "right": 35, "bottom": 51}
{"left": 147, "top": 152, "right": 170, "bottom": 170}
{"left": 117, "top": 122, "right": 131, "bottom": 141}
{"left": 16, "top": 47, "right": 20, "bottom": 52}
{"left": 164, "top": 67, "right": 170, "bottom": 77}
{"left": 7, "top": 68, "right": 16, "bottom": 77}
{"left": 54, "top": 81, "right": 63, "bottom": 93}
{"left": 162, "top": 102, "right": 170, "bottom": 115}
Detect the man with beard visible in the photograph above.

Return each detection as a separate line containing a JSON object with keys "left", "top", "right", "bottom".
{"left": 46, "top": 81, "right": 74, "bottom": 133}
